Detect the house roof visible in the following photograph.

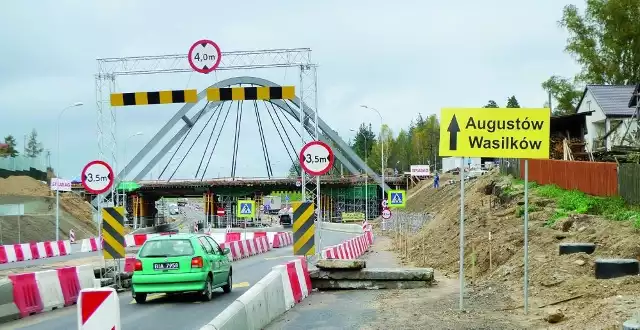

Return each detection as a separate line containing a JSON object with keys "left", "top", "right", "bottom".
{"left": 0, "top": 143, "right": 8, "bottom": 149}
{"left": 628, "top": 84, "right": 640, "bottom": 108}
{"left": 576, "top": 84, "right": 636, "bottom": 117}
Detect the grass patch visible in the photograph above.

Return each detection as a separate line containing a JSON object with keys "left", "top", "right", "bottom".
{"left": 507, "top": 178, "right": 640, "bottom": 229}
{"left": 516, "top": 205, "right": 541, "bottom": 218}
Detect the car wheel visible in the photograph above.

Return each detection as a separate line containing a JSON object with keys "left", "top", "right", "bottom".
{"left": 202, "top": 275, "right": 214, "bottom": 301}
{"left": 222, "top": 271, "right": 232, "bottom": 293}
{"left": 134, "top": 292, "right": 147, "bottom": 304}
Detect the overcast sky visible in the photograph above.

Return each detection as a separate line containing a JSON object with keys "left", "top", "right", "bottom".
{"left": 0, "top": 0, "right": 582, "bottom": 180}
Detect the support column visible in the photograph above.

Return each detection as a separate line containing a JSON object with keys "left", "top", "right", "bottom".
{"left": 203, "top": 191, "right": 214, "bottom": 229}
{"left": 132, "top": 194, "right": 139, "bottom": 229}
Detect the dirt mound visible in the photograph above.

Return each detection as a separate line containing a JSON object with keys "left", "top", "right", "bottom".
{"left": 0, "top": 176, "right": 97, "bottom": 243}
{"left": 398, "top": 170, "right": 640, "bottom": 329}
{"left": 0, "top": 176, "right": 50, "bottom": 196}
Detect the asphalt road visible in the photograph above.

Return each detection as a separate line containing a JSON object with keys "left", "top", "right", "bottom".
{"left": 2, "top": 229, "right": 356, "bottom": 330}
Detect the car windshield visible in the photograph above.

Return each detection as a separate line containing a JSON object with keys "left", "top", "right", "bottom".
{"left": 139, "top": 239, "right": 194, "bottom": 257}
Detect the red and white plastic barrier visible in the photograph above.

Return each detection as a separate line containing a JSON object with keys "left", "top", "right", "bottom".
{"left": 80, "top": 237, "right": 102, "bottom": 252}
{"left": 203, "top": 256, "right": 312, "bottom": 329}
{"left": 0, "top": 240, "right": 72, "bottom": 264}
{"left": 272, "top": 232, "right": 293, "bottom": 248}
{"left": 4, "top": 265, "right": 97, "bottom": 320}
{"left": 77, "top": 287, "right": 120, "bottom": 330}
{"left": 321, "top": 230, "right": 374, "bottom": 259}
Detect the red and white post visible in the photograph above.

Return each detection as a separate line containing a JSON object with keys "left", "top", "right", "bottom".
{"left": 77, "top": 287, "right": 121, "bottom": 330}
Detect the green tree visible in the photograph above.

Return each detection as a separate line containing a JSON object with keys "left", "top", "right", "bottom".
{"left": 287, "top": 162, "right": 300, "bottom": 178}
{"left": 483, "top": 100, "right": 499, "bottom": 108}
{"left": 24, "top": 129, "right": 44, "bottom": 158}
{"left": 2, "top": 135, "right": 19, "bottom": 157}
{"left": 541, "top": 76, "right": 582, "bottom": 115}
{"left": 560, "top": 0, "right": 640, "bottom": 84}
{"left": 543, "top": 0, "right": 640, "bottom": 113}
{"left": 351, "top": 123, "right": 376, "bottom": 160}
{"left": 506, "top": 96, "right": 520, "bottom": 108}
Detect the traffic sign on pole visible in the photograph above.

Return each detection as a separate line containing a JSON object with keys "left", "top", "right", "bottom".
{"left": 381, "top": 200, "right": 388, "bottom": 208}
{"left": 299, "top": 141, "right": 334, "bottom": 176}
{"left": 187, "top": 39, "right": 222, "bottom": 74}
{"left": 381, "top": 208, "right": 391, "bottom": 220}
{"left": 81, "top": 160, "right": 114, "bottom": 195}
{"left": 237, "top": 200, "right": 255, "bottom": 218}
{"left": 438, "top": 107, "right": 551, "bottom": 314}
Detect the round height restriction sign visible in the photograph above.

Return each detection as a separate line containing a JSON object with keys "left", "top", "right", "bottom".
{"left": 187, "top": 39, "right": 222, "bottom": 74}
{"left": 81, "top": 160, "right": 114, "bottom": 195}
{"left": 299, "top": 141, "right": 335, "bottom": 176}
{"left": 381, "top": 208, "right": 392, "bottom": 219}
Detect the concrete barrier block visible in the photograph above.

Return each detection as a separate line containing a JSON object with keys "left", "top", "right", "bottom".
{"left": 272, "top": 265, "right": 295, "bottom": 310}
{"left": 236, "top": 281, "right": 269, "bottom": 330}
{"left": 312, "top": 267, "right": 434, "bottom": 281}
{"left": 208, "top": 300, "right": 249, "bottom": 330}
{"left": 259, "top": 271, "right": 286, "bottom": 322}
{"left": 316, "top": 259, "right": 366, "bottom": 270}
{"left": 0, "top": 278, "right": 20, "bottom": 323}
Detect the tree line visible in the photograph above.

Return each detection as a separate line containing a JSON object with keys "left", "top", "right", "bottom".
{"left": 0, "top": 129, "right": 44, "bottom": 158}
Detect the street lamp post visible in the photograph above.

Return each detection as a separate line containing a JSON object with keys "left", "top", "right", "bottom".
{"left": 360, "top": 105, "right": 384, "bottom": 198}
{"left": 56, "top": 102, "right": 83, "bottom": 241}
{"left": 122, "top": 132, "right": 144, "bottom": 180}
{"left": 351, "top": 129, "right": 369, "bottom": 221}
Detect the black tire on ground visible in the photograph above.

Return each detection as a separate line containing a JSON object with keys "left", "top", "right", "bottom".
{"left": 202, "top": 275, "right": 214, "bottom": 301}
{"left": 222, "top": 271, "right": 232, "bottom": 293}
{"left": 134, "top": 292, "right": 147, "bottom": 304}
{"left": 594, "top": 258, "right": 640, "bottom": 279}
{"left": 558, "top": 243, "right": 597, "bottom": 255}
{"left": 623, "top": 319, "right": 640, "bottom": 330}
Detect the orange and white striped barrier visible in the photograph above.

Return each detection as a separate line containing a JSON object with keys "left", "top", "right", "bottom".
{"left": 77, "top": 287, "right": 121, "bottom": 330}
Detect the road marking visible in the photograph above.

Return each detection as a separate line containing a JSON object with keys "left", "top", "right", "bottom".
{"left": 233, "top": 282, "right": 250, "bottom": 288}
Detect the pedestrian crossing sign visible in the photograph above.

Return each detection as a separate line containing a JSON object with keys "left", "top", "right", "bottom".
{"left": 237, "top": 200, "right": 255, "bottom": 218}
{"left": 387, "top": 190, "right": 406, "bottom": 208}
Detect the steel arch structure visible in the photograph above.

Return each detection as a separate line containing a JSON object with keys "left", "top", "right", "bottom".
{"left": 118, "top": 76, "right": 391, "bottom": 192}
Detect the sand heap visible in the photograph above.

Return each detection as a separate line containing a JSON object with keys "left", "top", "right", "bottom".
{"left": 395, "top": 170, "right": 640, "bottom": 329}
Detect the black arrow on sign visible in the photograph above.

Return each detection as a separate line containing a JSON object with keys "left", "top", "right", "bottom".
{"left": 447, "top": 114, "right": 460, "bottom": 151}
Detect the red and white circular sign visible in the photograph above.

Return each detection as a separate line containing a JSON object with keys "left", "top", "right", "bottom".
{"left": 299, "top": 141, "right": 334, "bottom": 176}
{"left": 381, "top": 208, "right": 392, "bottom": 219}
{"left": 381, "top": 200, "right": 388, "bottom": 208}
{"left": 187, "top": 39, "right": 222, "bottom": 74}
{"left": 81, "top": 160, "right": 114, "bottom": 195}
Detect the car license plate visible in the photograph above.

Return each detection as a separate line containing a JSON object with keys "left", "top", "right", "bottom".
{"left": 153, "top": 262, "right": 179, "bottom": 270}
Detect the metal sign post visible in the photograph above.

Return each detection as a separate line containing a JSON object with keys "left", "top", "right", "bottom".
{"left": 524, "top": 159, "right": 530, "bottom": 314}
{"left": 458, "top": 157, "right": 466, "bottom": 311}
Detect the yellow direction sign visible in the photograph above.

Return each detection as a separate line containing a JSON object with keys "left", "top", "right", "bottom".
{"left": 438, "top": 108, "right": 550, "bottom": 159}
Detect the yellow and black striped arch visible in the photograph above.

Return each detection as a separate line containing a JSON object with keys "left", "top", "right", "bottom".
{"left": 206, "top": 86, "right": 295, "bottom": 102}
{"left": 110, "top": 89, "right": 198, "bottom": 106}
{"left": 292, "top": 201, "right": 315, "bottom": 256}
{"left": 101, "top": 206, "right": 126, "bottom": 259}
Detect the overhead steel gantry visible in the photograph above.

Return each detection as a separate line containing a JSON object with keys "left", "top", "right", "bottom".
{"left": 95, "top": 48, "right": 390, "bottom": 215}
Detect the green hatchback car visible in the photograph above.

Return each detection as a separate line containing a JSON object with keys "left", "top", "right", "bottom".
{"left": 131, "top": 233, "right": 232, "bottom": 303}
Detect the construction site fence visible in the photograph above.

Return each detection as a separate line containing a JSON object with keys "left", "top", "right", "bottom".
{"left": 499, "top": 158, "right": 639, "bottom": 205}
{"left": 0, "top": 155, "right": 48, "bottom": 181}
